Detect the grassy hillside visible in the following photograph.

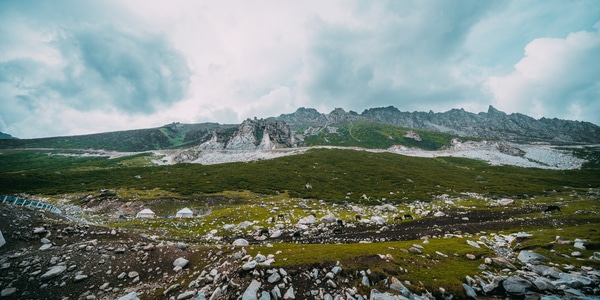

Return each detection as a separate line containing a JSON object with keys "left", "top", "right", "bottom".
{"left": 0, "top": 123, "right": 234, "bottom": 152}
{"left": 1, "top": 148, "right": 598, "bottom": 202}
{"left": 304, "top": 120, "right": 466, "bottom": 150}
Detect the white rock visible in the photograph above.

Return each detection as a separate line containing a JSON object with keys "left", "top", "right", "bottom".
{"left": 467, "top": 240, "right": 480, "bottom": 248}
{"left": 242, "top": 279, "right": 261, "bottom": 300}
{"left": 433, "top": 211, "right": 446, "bottom": 217}
{"left": 573, "top": 242, "right": 586, "bottom": 250}
{"left": 242, "top": 261, "right": 257, "bottom": 270}
{"left": 173, "top": 257, "right": 189, "bottom": 269}
{"left": 320, "top": 214, "right": 336, "bottom": 223}
{"left": 233, "top": 239, "right": 250, "bottom": 246}
{"left": 283, "top": 286, "right": 295, "bottom": 299}
{"left": 270, "top": 230, "right": 282, "bottom": 238}
{"left": 116, "top": 292, "right": 139, "bottom": 300}
{"left": 298, "top": 215, "right": 316, "bottom": 225}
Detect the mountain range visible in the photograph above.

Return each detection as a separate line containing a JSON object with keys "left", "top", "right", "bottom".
{"left": 0, "top": 105, "right": 599, "bottom": 152}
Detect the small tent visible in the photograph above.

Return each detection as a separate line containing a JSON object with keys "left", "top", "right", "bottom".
{"left": 176, "top": 207, "right": 194, "bottom": 218}
{"left": 136, "top": 208, "right": 155, "bottom": 219}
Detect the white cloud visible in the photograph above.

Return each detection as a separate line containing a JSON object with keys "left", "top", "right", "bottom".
{"left": 488, "top": 24, "right": 600, "bottom": 122}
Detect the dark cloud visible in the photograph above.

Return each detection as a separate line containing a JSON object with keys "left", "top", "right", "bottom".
{"left": 0, "top": 0, "right": 191, "bottom": 136}
{"left": 52, "top": 26, "right": 191, "bottom": 113}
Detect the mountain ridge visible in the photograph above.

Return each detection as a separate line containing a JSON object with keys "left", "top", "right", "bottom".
{"left": 1, "top": 105, "right": 599, "bottom": 152}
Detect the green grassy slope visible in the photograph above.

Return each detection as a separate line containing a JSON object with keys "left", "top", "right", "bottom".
{"left": 304, "top": 120, "right": 467, "bottom": 150}
{"left": 1, "top": 148, "right": 597, "bottom": 201}
{"left": 0, "top": 123, "right": 234, "bottom": 152}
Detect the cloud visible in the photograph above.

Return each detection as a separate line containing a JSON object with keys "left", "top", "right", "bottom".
{"left": 488, "top": 24, "right": 600, "bottom": 124}
{"left": 297, "top": 1, "right": 504, "bottom": 112}
{"left": 0, "top": 0, "right": 191, "bottom": 137}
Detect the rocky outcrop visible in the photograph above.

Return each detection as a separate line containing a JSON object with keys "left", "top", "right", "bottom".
{"left": 197, "top": 118, "right": 296, "bottom": 151}
{"left": 361, "top": 105, "right": 600, "bottom": 144}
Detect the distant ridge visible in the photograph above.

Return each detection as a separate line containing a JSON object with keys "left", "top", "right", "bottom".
{"left": 0, "top": 132, "right": 16, "bottom": 140}
{"left": 1, "top": 105, "right": 599, "bottom": 151}
{"left": 276, "top": 105, "right": 600, "bottom": 144}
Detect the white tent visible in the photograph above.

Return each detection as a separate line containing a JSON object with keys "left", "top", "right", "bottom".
{"left": 176, "top": 207, "right": 194, "bottom": 218}
{"left": 136, "top": 208, "right": 155, "bottom": 219}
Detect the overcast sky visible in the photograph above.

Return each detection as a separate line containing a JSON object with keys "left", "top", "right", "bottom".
{"left": 1, "top": 0, "right": 599, "bottom": 138}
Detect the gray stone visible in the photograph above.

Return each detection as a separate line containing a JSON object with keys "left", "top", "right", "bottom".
{"left": 233, "top": 238, "right": 250, "bottom": 246}
{"left": 1, "top": 287, "right": 17, "bottom": 297}
{"left": 283, "top": 287, "right": 295, "bottom": 299}
{"left": 194, "top": 291, "right": 205, "bottom": 300}
{"left": 267, "top": 272, "right": 281, "bottom": 283}
{"left": 177, "top": 242, "right": 188, "bottom": 250}
{"left": 173, "top": 257, "right": 189, "bottom": 268}
{"left": 128, "top": 271, "right": 139, "bottom": 278}
{"left": 41, "top": 265, "right": 67, "bottom": 280}
{"left": 117, "top": 292, "right": 140, "bottom": 300}
{"left": 573, "top": 241, "right": 586, "bottom": 250}
{"left": 332, "top": 266, "right": 342, "bottom": 275}
{"left": 555, "top": 272, "right": 592, "bottom": 288}
{"left": 73, "top": 274, "right": 88, "bottom": 282}
{"left": 532, "top": 277, "right": 556, "bottom": 292}
{"left": 529, "top": 264, "right": 562, "bottom": 279}
{"left": 369, "top": 289, "right": 405, "bottom": 300}
{"left": 242, "top": 260, "right": 257, "bottom": 270}
{"left": 390, "top": 277, "right": 411, "bottom": 298}
{"left": 177, "top": 290, "right": 196, "bottom": 300}
{"left": 242, "top": 279, "right": 261, "bottom": 300}
{"left": 462, "top": 284, "right": 477, "bottom": 299}
{"left": 39, "top": 243, "right": 53, "bottom": 251}
{"left": 361, "top": 275, "right": 370, "bottom": 286}
{"left": 517, "top": 250, "right": 548, "bottom": 263}
{"left": 502, "top": 276, "right": 535, "bottom": 296}
{"left": 271, "top": 286, "right": 281, "bottom": 300}
{"left": 33, "top": 227, "right": 46, "bottom": 234}
{"left": 259, "top": 291, "right": 271, "bottom": 300}
{"left": 466, "top": 240, "right": 480, "bottom": 248}
{"left": 0, "top": 230, "right": 5, "bottom": 248}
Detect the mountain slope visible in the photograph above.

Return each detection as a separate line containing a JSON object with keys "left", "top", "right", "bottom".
{"left": 1, "top": 105, "right": 599, "bottom": 152}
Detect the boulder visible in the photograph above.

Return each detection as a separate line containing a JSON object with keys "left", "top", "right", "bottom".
{"left": 41, "top": 265, "right": 67, "bottom": 280}
{"left": 176, "top": 290, "right": 196, "bottom": 300}
{"left": 462, "top": 283, "right": 477, "bottom": 299}
{"left": 517, "top": 250, "right": 548, "bottom": 263}
{"left": 242, "top": 260, "right": 257, "bottom": 271}
{"left": 297, "top": 215, "right": 316, "bottom": 225}
{"left": 117, "top": 292, "right": 140, "bottom": 300}
{"left": 173, "top": 257, "right": 189, "bottom": 268}
{"left": 369, "top": 289, "right": 403, "bottom": 300}
{"left": 0, "top": 231, "right": 6, "bottom": 248}
{"left": 321, "top": 214, "right": 336, "bottom": 223}
{"left": 1, "top": 287, "right": 17, "bottom": 297}
{"left": 502, "top": 276, "right": 536, "bottom": 296}
{"left": 283, "top": 286, "right": 295, "bottom": 299}
{"left": 242, "top": 280, "right": 261, "bottom": 300}
{"left": 233, "top": 239, "right": 250, "bottom": 246}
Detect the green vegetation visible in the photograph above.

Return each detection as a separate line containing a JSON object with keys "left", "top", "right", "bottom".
{"left": 1, "top": 148, "right": 598, "bottom": 202}
{"left": 304, "top": 120, "right": 467, "bottom": 150}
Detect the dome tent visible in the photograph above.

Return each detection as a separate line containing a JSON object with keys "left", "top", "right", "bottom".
{"left": 176, "top": 207, "right": 194, "bottom": 218}
{"left": 136, "top": 208, "right": 155, "bottom": 219}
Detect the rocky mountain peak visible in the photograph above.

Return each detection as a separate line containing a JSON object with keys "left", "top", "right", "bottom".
{"left": 206, "top": 118, "right": 296, "bottom": 150}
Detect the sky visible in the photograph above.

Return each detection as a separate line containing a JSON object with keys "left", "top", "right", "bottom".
{"left": 1, "top": 0, "right": 599, "bottom": 139}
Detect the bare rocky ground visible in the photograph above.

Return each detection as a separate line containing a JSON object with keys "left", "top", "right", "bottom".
{"left": 1, "top": 201, "right": 599, "bottom": 300}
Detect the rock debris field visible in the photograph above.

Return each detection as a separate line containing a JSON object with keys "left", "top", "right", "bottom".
{"left": 1, "top": 198, "right": 600, "bottom": 300}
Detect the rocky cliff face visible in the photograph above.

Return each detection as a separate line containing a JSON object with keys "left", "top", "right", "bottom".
{"left": 275, "top": 105, "right": 599, "bottom": 144}
{"left": 198, "top": 118, "right": 296, "bottom": 150}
